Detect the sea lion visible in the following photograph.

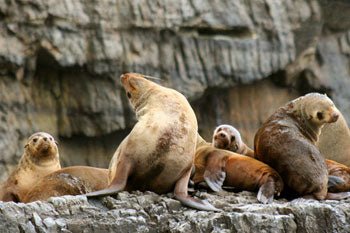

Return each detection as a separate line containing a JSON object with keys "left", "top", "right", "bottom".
{"left": 212, "top": 124, "right": 254, "bottom": 157}
{"left": 22, "top": 166, "right": 108, "bottom": 203}
{"left": 325, "top": 159, "right": 350, "bottom": 193}
{"left": 193, "top": 145, "right": 284, "bottom": 204}
{"left": 254, "top": 93, "right": 350, "bottom": 200}
{"left": 318, "top": 110, "right": 350, "bottom": 166}
{"left": 86, "top": 73, "right": 217, "bottom": 211}
{"left": 0, "top": 132, "right": 61, "bottom": 202}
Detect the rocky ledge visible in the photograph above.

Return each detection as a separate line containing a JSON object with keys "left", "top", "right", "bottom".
{"left": 1, "top": 191, "right": 349, "bottom": 233}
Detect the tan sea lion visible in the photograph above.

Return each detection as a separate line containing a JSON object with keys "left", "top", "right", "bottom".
{"left": 22, "top": 166, "right": 108, "bottom": 203}
{"left": 212, "top": 124, "right": 254, "bottom": 157}
{"left": 86, "top": 73, "right": 217, "bottom": 211}
{"left": 0, "top": 132, "right": 61, "bottom": 202}
{"left": 193, "top": 145, "right": 284, "bottom": 204}
{"left": 254, "top": 93, "right": 350, "bottom": 200}
{"left": 318, "top": 110, "right": 350, "bottom": 166}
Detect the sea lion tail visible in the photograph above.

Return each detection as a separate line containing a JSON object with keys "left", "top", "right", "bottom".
{"left": 328, "top": 175, "right": 345, "bottom": 189}
{"left": 257, "top": 181, "right": 275, "bottom": 204}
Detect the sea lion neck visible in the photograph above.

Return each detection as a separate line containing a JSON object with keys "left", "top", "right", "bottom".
{"left": 288, "top": 99, "right": 321, "bottom": 144}
{"left": 133, "top": 88, "right": 157, "bottom": 119}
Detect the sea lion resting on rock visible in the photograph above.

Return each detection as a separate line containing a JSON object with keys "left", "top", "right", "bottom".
{"left": 0, "top": 132, "right": 61, "bottom": 202}
{"left": 193, "top": 144, "right": 284, "bottom": 204}
{"left": 86, "top": 73, "right": 217, "bottom": 211}
{"left": 22, "top": 166, "right": 108, "bottom": 203}
{"left": 254, "top": 93, "right": 350, "bottom": 200}
{"left": 318, "top": 109, "right": 350, "bottom": 166}
{"left": 325, "top": 160, "right": 350, "bottom": 193}
{"left": 212, "top": 124, "right": 254, "bottom": 157}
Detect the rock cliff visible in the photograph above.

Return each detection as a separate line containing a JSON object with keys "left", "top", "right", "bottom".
{"left": 0, "top": 0, "right": 350, "bottom": 231}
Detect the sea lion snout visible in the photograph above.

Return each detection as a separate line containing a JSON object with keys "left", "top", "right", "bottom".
{"left": 330, "top": 111, "right": 339, "bottom": 123}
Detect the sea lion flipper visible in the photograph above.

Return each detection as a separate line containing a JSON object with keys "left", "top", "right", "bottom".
{"left": 257, "top": 181, "right": 275, "bottom": 204}
{"left": 174, "top": 165, "right": 219, "bottom": 211}
{"left": 175, "top": 195, "right": 220, "bottom": 212}
{"left": 328, "top": 175, "right": 345, "bottom": 189}
{"left": 326, "top": 191, "right": 350, "bottom": 200}
{"left": 203, "top": 152, "right": 227, "bottom": 192}
{"left": 86, "top": 158, "right": 132, "bottom": 198}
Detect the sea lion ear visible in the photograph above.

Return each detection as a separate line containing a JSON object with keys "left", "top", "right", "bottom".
{"left": 55, "top": 141, "right": 59, "bottom": 145}
{"left": 24, "top": 144, "right": 29, "bottom": 148}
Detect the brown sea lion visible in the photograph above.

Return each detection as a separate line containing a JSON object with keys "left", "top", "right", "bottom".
{"left": 318, "top": 110, "right": 350, "bottom": 166}
{"left": 254, "top": 93, "right": 350, "bottom": 200}
{"left": 193, "top": 145, "right": 284, "bottom": 204}
{"left": 325, "top": 160, "right": 350, "bottom": 193}
{"left": 86, "top": 73, "right": 217, "bottom": 211}
{"left": 212, "top": 124, "right": 254, "bottom": 157}
{"left": 22, "top": 166, "right": 108, "bottom": 203}
{"left": 0, "top": 132, "right": 61, "bottom": 202}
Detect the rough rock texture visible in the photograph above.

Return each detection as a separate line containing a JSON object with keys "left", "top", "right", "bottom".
{"left": 1, "top": 0, "right": 349, "bottom": 180}
{"left": 1, "top": 191, "right": 350, "bottom": 233}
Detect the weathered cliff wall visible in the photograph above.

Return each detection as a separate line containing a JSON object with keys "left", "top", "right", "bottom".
{"left": 2, "top": 0, "right": 349, "bottom": 180}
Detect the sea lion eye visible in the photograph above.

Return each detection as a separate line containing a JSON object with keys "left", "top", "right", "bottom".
{"left": 317, "top": 112, "right": 323, "bottom": 120}
{"left": 33, "top": 138, "right": 38, "bottom": 143}
{"left": 50, "top": 137, "right": 53, "bottom": 141}
{"left": 231, "top": 136, "right": 235, "bottom": 141}
{"left": 217, "top": 128, "right": 222, "bottom": 132}
{"left": 127, "top": 92, "right": 131, "bottom": 98}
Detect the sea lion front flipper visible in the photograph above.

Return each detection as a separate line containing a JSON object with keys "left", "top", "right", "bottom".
{"left": 203, "top": 152, "right": 227, "bottom": 192}
{"left": 257, "top": 180, "right": 275, "bottom": 204}
{"left": 86, "top": 158, "right": 132, "bottom": 198}
{"left": 174, "top": 165, "right": 220, "bottom": 211}
{"left": 328, "top": 175, "right": 345, "bottom": 189}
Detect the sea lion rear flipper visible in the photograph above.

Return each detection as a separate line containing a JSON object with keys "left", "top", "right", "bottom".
{"left": 174, "top": 165, "right": 220, "bottom": 211}
{"left": 328, "top": 175, "right": 345, "bottom": 189}
{"left": 326, "top": 192, "right": 350, "bottom": 200}
{"left": 86, "top": 159, "right": 132, "bottom": 198}
{"left": 257, "top": 180, "right": 275, "bottom": 204}
{"left": 203, "top": 152, "right": 227, "bottom": 192}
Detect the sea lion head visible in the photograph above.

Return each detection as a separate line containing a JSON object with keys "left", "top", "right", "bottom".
{"left": 24, "top": 132, "right": 58, "bottom": 161}
{"left": 120, "top": 73, "right": 157, "bottom": 110}
{"left": 300, "top": 93, "right": 340, "bottom": 126}
{"left": 212, "top": 124, "right": 243, "bottom": 152}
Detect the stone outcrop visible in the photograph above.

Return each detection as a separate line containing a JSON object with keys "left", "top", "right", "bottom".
{"left": 1, "top": 191, "right": 350, "bottom": 233}
{"left": 1, "top": 0, "right": 349, "bottom": 179}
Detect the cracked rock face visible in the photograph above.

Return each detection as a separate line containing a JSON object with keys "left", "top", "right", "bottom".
{"left": 0, "top": 0, "right": 350, "bottom": 231}
{"left": 1, "top": 0, "right": 349, "bottom": 180}
{"left": 1, "top": 191, "right": 350, "bottom": 233}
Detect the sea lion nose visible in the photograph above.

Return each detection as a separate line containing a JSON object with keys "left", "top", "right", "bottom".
{"left": 219, "top": 133, "right": 226, "bottom": 138}
{"left": 331, "top": 112, "right": 339, "bottom": 122}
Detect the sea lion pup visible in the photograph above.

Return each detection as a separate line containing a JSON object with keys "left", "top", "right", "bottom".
{"left": 318, "top": 110, "right": 350, "bottom": 166}
{"left": 254, "top": 93, "right": 350, "bottom": 200}
{"left": 86, "top": 73, "right": 218, "bottom": 211}
{"left": 0, "top": 132, "right": 61, "bottom": 202}
{"left": 213, "top": 124, "right": 254, "bottom": 157}
{"left": 22, "top": 166, "right": 108, "bottom": 203}
{"left": 193, "top": 145, "right": 284, "bottom": 204}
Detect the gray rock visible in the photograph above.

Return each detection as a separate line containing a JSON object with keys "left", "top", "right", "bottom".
{"left": 1, "top": 191, "right": 350, "bottom": 233}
